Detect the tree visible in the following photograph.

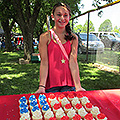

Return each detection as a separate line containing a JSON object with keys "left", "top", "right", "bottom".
{"left": 82, "top": 20, "right": 95, "bottom": 33}
{"left": 112, "top": 26, "right": 120, "bottom": 33}
{"left": 0, "top": 1, "right": 15, "bottom": 51}
{"left": 73, "top": 24, "right": 83, "bottom": 33}
{"left": 98, "top": 19, "right": 112, "bottom": 32}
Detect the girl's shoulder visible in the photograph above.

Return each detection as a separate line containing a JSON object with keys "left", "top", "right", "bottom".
{"left": 70, "top": 32, "right": 78, "bottom": 44}
{"left": 40, "top": 31, "right": 51, "bottom": 44}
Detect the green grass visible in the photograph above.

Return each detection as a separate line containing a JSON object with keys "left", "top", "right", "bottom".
{"left": 0, "top": 50, "right": 120, "bottom": 96}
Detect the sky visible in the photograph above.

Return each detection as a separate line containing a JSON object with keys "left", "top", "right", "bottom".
{"left": 75, "top": 0, "right": 120, "bottom": 32}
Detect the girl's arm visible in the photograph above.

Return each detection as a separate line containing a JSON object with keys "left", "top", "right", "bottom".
{"left": 69, "top": 33, "right": 85, "bottom": 91}
{"left": 35, "top": 32, "right": 49, "bottom": 93}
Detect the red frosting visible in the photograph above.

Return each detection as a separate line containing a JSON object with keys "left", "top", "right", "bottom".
{"left": 58, "top": 94, "right": 65, "bottom": 99}
{"left": 67, "top": 93, "right": 75, "bottom": 98}
{"left": 65, "top": 103, "right": 72, "bottom": 109}
{"left": 72, "top": 114, "right": 81, "bottom": 120}
{"left": 84, "top": 113, "right": 93, "bottom": 120}
{"left": 97, "top": 113, "right": 106, "bottom": 119}
{"left": 75, "top": 103, "right": 82, "bottom": 109}
{"left": 49, "top": 117, "right": 57, "bottom": 120}
{"left": 85, "top": 102, "right": 93, "bottom": 108}
{"left": 49, "top": 93, "right": 55, "bottom": 99}
{"left": 53, "top": 103, "right": 61, "bottom": 110}
{"left": 60, "top": 116, "right": 69, "bottom": 120}
{"left": 76, "top": 92, "right": 84, "bottom": 98}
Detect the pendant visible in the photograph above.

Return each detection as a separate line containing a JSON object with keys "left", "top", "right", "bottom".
{"left": 61, "top": 59, "right": 65, "bottom": 64}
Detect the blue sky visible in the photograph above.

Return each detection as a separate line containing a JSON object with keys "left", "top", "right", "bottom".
{"left": 75, "top": 0, "right": 120, "bottom": 31}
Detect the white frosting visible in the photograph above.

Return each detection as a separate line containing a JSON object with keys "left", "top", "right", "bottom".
{"left": 20, "top": 113, "right": 30, "bottom": 120}
{"left": 80, "top": 96, "right": 90, "bottom": 106}
{"left": 67, "top": 109, "right": 76, "bottom": 118}
{"left": 71, "top": 97, "right": 80, "bottom": 106}
{"left": 50, "top": 99, "right": 59, "bottom": 108}
{"left": 78, "top": 107, "right": 87, "bottom": 118}
{"left": 61, "top": 97, "right": 70, "bottom": 107}
{"left": 56, "top": 108, "right": 65, "bottom": 119}
{"left": 32, "top": 111, "right": 43, "bottom": 119}
{"left": 91, "top": 106, "right": 100, "bottom": 117}
{"left": 44, "top": 110, "right": 54, "bottom": 119}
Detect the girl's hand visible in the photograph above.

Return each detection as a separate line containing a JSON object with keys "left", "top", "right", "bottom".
{"left": 35, "top": 87, "right": 45, "bottom": 94}
{"left": 76, "top": 87, "right": 86, "bottom": 92}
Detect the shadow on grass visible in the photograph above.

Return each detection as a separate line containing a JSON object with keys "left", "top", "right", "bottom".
{"left": 0, "top": 51, "right": 120, "bottom": 95}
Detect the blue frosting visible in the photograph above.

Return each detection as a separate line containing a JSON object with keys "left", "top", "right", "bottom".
{"left": 39, "top": 94, "right": 46, "bottom": 101}
{"left": 29, "top": 95, "right": 36, "bottom": 101}
{"left": 40, "top": 100, "right": 47, "bottom": 106}
{"left": 42, "top": 104, "right": 49, "bottom": 111}
{"left": 19, "top": 102, "right": 28, "bottom": 108}
{"left": 20, "top": 108, "right": 28, "bottom": 114}
{"left": 30, "top": 100, "right": 37, "bottom": 107}
{"left": 19, "top": 96, "right": 27, "bottom": 103}
{"left": 32, "top": 105, "right": 40, "bottom": 112}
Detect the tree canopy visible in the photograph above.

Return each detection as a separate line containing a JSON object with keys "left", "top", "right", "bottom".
{"left": 98, "top": 19, "right": 112, "bottom": 32}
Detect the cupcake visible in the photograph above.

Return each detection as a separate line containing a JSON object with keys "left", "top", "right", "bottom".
{"left": 80, "top": 96, "right": 90, "bottom": 106}
{"left": 20, "top": 107, "right": 30, "bottom": 117}
{"left": 39, "top": 94, "right": 47, "bottom": 101}
{"left": 20, "top": 113, "right": 30, "bottom": 120}
{"left": 74, "top": 103, "right": 83, "bottom": 113}
{"left": 42, "top": 104, "right": 51, "bottom": 114}
{"left": 67, "top": 109, "right": 76, "bottom": 120}
{"left": 29, "top": 95, "right": 37, "bottom": 103}
{"left": 71, "top": 97, "right": 80, "bottom": 107}
{"left": 61, "top": 97, "right": 70, "bottom": 107}
{"left": 58, "top": 94, "right": 66, "bottom": 102}
{"left": 72, "top": 114, "right": 82, "bottom": 120}
{"left": 96, "top": 113, "right": 108, "bottom": 120}
{"left": 44, "top": 110, "right": 54, "bottom": 120}
{"left": 53, "top": 103, "right": 61, "bottom": 113}
{"left": 84, "top": 102, "right": 93, "bottom": 112}
{"left": 30, "top": 100, "right": 38, "bottom": 110}
{"left": 60, "top": 116, "right": 69, "bottom": 120}
{"left": 84, "top": 113, "right": 95, "bottom": 120}
{"left": 55, "top": 108, "right": 65, "bottom": 120}
{"left": 67, "top": 92, "right": 75, "bottom": 101}
{"left": 64, "top": 103, "right": 73, "bottom": 114}
{"left": 48, "top": 93, "right": 56, "bottom": 103}
{"left": 76, "top": 92, "right": 84, "bottom": 101}
{"left": 91, "top": 106, "right": 100, "bottom": 118}
{"left": 78, "top": 107, "right": 87, "bottom": 118}
{"left": 50, "top": 99, "right": 59, "bottom": 108}
{"left": 39, "top": 99, "right": 47, "bottom": 108}
{"left": 31, "top": 106, "right": 43, "bottom": 120}
{"left": 19, "top": 102, "right": 28, "bottom": 110}
{"left": 19, "top": 96, "right": 27, "bottom": 104}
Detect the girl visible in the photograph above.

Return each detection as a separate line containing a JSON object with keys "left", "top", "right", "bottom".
{"left": 36, "top": 2, "right": 85, "bottom": 93}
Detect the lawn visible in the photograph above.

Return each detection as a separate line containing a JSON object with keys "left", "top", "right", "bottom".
{"left": 0, "top": 50, "right": 120, "bottom": 96}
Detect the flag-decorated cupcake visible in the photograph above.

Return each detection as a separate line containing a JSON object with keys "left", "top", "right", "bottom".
{"left": 84, "top": 102, "right": 93, "bottom": 112}
{"left": 64, "top": 103, "right": 73, "bottom": 114}
{"left": 84, "top": 113, "right": 95, "bottom": 120}
{"left": 67, "top": 109, "right": 76, "bottom": 120}
{"left": 74, "top": 103, "right": 83, "bottom": 113}
{"left": 67, "top": 92, "right": 75, "bottom": 101}
{"left": 53, "top": 103, "right": 61, "bottom": 113}
{"left": 96, "top": 113, "right": 108, "bottom": 120}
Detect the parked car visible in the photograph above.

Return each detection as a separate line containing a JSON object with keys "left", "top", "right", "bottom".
{"left": 77, "top": 33, "right": 104, "bottom": 54}
{"left": 100, "top": 34, "right": 119, "bottom": 50}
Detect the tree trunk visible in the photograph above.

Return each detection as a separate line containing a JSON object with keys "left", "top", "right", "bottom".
{"left": 22, "top": 28, "right": 34, "bottom": 61}
{"left": 1, "top": 20, "right": 13, "bottom": 52}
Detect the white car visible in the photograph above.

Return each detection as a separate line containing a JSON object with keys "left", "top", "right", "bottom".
{"left": 78, "top": 33, "right": 104, "bottom": 54}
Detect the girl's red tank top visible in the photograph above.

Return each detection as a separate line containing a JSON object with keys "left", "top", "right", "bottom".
{"left": 45, "top": 31, "right": 75, "bottom": 90}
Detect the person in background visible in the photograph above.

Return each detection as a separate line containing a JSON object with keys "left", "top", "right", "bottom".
{"left": 36, "top": 2, "right": 85, "bottom": 93}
